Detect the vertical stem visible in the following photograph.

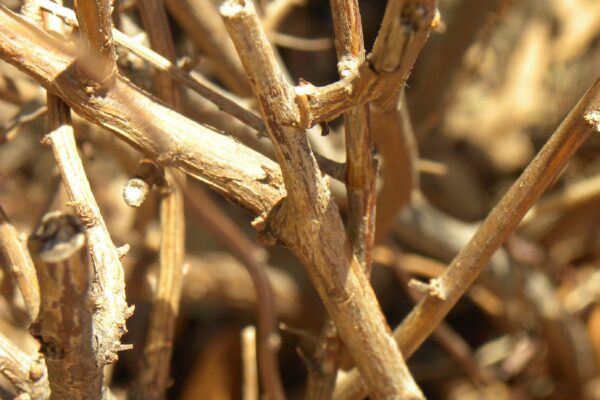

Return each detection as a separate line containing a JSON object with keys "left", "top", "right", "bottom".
{"left": 29, "top": 212, "right": 109, "bottom": 399}
{"left": 132, "top": 1, "right": 186, "bottom": 398}
{"left": 306, "top": 1, "right": 375, "bottom": 398}
{"left": 242, "top": 326, "right": 259, "bottom": 400}
{"left": 73, "top": 0, "right": 117, "bottom": 83}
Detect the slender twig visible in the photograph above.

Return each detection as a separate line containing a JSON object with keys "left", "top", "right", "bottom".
{"left": 183, "top": 182, "right": 283, "bottom": 400}
{"left": 242, "top": 326, "right": 259, "bottom": 400}
{"left": 73, "top": 0, "right": 116, "bottom": 84}
{"left": 332, "top": 77, "right": 600, "bottom": 400}
{"left": 0, "top": 206, "right": 40, "bottom": 324}
{"left": 389, "top": 247, "right": 500, "bottom": 387}
{"left": 29, "top": 211, "right": 114, "bottom": 399}
{"left": 164, "top": 0, "right": 252, "bottom": 95}
{"left": 261, "top": 0, "right": 303, "bottom": 32}
{"left": 0, "top": 332, "right": 48, "bottom": 399}
{"left": 372, "top": 91, "right": 419, "bottom": 243}
{"left": 268, "top": 32, "right": 332, "bottom": 51}
{"left": 0, "top": 102, "right": 47, "bottom": 147}
{"left": 128, "top": 1, "right": 187, "bottom": 398}
{"left": 521, "top": 174, "right": 600, "bottom": 225}
{"left": 221, "top": 2, "right": 422, "bottom": 399}
{"left": 42, "top": 89, "right": 131, "bottom": 371}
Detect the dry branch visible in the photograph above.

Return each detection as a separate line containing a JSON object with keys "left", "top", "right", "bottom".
{"left": 130, "top": 1, "right": 186, "bottom": 397}
{"left": 42, "top": 93, "right": 131, "bottom": 369}
{"left": 221, "top": 1, "right": 422, "bottom": 398}
{"left": 73, "top": 0, "right": 116, "bottom": 84}
{"left": 333, "top": 76, "right": 600, "bottom": 400}
{"left": 0, "top": 332, "right": 48, "bottom": 400}
{"left": 0, "top": 5, "right": 285, "bottom": 216}
{"left": 29, "top": 211, "right": 110, "bottom": 399}
{"left": 164, "top": 0, "right": 252, "bottom": 96}
{"left": 296, "top": 0, "right": 437, "bottom": 127}
{"left": 0, "top": 206, "right": 40, "bottom": 323}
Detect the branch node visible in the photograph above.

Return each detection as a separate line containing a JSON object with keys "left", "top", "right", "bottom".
{"left": 294, "top": 82, "right": 314, "bottom": 128}
{"left": 408, "top": 277, "right": 448, "bottom": 301}
{"left": 116, "top": 244, "right": 130, "bottom": 260}
{"left": 583, "top": 110, "right": 600, "bottom": 132}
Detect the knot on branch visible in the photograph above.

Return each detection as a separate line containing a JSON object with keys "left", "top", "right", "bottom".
{"left": 584, "top": 110, "right": 600, "bottom": 132}
{"left": 294, "top": 81, "right": 315, "bottom": 129}
{"left": 408, "top": 277, "right": 447, "bottom": 301}
{"left": 251, "top": 197, "right": 290, "bottom": 246}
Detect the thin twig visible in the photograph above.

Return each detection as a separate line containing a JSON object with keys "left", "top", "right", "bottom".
{"left": 221, "top": 1, "right": 423, "bottom": 398}
{"left": 0, "top": 102, "right": 47, "bottom": 147}
{"left": 164, "top": 0, "right": 252, "bottom": 95}
{"left": 372, "top": 91, "right": 419, "bottom": 243}
{"left": 242, "top": 326, "right": 259, "bottom": 400}
{"left": 0, "top": 332, "right": 48, "bottom": 399}
{"left": 0, "top": 206, "right": 40, "bottom": 324}
{"left": 332, "top": 76, "right": 600, "bottom": 400}
{"left": 183, "top": 182, "right": 283, "bottom": 400}
{"left": 29, "top": 211, "right": 114, "bottom": 399}
{"left": 130, "top": 1, "right": 186, "bottom": 397}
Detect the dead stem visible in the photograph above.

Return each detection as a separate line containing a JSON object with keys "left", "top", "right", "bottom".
{"left": 130, "top": 1, "right": 186, "bottom": 398}
{"left": 0, "top": 5, "right": 285, "bottom": 216}
{"left": 73, "top": 0, "right": 116, "bottom": 84}
{"left": 164, "top": 0, "right": 252, "bottom": 96}
{"left": 0, "top": 332, "right": 48, "bottom": 399}
{"left": 305, "top": 0, "right": 375, "bottom": 397}
{"left": 332, "top": 76, "right": 600, "bottom": 400}
{"left": 42, "top": 93, "right": 131, "bottom": 371}
{"left": 29, "top": 211, "right": 114, "bottom": 399}
{"left": 221, "top": 1, "right": 422, "bottom": 398}
{"left": 297, "top": 0, "right": 437, "bottom": 127}
{"left": 372, "top": 91, "right": 419, "bottom": 243}
{"left": 183, "top": 182, "right": 284, "bottom": 400}
{"left": 36, "top": 0, "right": 265, "bottom": 133}
{"left": 0, "top": 206, "right": 40, "bottom": 324}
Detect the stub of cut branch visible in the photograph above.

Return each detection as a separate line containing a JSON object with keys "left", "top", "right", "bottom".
{"left": 123, "top": 159, "right": 165, "bottom": 207}
{"left": 221, "top": 1, "right": 422, "bottom": 399}
{"left": 43, "top": 94, "right": 132, "bottom": 368}
{"left": 28, "top": 211, "right": 111, "bottom": 399}
{"left": 0, "top": 206, "right": 40, "bottom": 323}
{"left": 333, "top": 76, "right": 600, "bottom": 400}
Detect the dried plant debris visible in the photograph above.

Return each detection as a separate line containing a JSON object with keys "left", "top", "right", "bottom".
{"left": 0, "top": 0, "right": 600, "bottom": 399}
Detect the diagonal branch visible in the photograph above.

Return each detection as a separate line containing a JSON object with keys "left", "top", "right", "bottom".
{"left": 0, "top": 205, "right": 40, "bottom": 324}
{"left": 333, "top": 77, "right": 600, "bottom": 399}
{"left": 0, "top": 4, "right": 285, "bottom": 216}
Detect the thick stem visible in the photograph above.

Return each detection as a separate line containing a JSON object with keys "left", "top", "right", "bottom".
{"left": 29, "top": 212, "right": 109, "bottom": 399}
{"left": 221, "top": 2, "right": 422, "bottom": 399}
